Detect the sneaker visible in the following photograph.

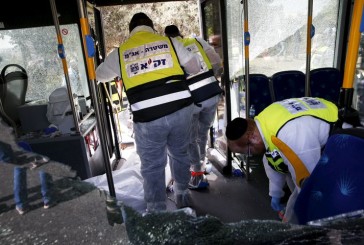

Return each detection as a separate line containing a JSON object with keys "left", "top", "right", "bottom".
{"left": 44, "top": 203, "right": 51, "bottom": 209}
{"left": 175, "top": 192, "right": 192, "bottom": 209}
{"left": 204, "top": 163, "right": 213, "bottom": 174}
{"left": 16, "top": 206, "right": 26, "bottom": 215}
{"left": 173, "top": 207, "right": 196, "bottom": 217}
{"left": 200, "top": 159, "right": 212, "bottom": 174}
{"left": 188, "top": 171, "right": 209, "bottom": 190}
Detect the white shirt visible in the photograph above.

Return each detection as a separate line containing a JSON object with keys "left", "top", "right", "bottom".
{"left": 256, "top": 116, "right": 331, "bottom": 198}
{"left": 172, "top": 36, "right": 222, "bottom": 77}
{"left": 194, "top": 37, "right": 222, "bottom": 76}
{"left": 96, "top": 26, "right": 200, "bottom": 83}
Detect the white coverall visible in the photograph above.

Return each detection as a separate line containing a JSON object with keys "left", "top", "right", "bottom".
{"left": 256, "top": 116, "right": 331, "bottom": 223}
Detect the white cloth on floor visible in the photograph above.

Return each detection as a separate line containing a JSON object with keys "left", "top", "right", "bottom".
{"left": 84, "top": 151, "right": 172, "bottom": 213}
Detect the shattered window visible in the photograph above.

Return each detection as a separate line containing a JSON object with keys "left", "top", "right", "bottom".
{"left": 0, "top": 24, "right": 89, "bottom": 102}
{"left": 226, "top": 0, "right": 339, "bottom": 79}
{"left": 355, "top": 33, "right": 364, "bottom": 124}
{"left": 226, "top": 0, "right": 339, "bottom": 119}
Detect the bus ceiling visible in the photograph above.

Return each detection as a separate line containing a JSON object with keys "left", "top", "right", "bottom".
{"left": 0, "top": 0, "right": 79, "bottom": 30}
{"left": 0, "top": 0, "right": 189, "bottom": 30}
{"left": 89, "top": 0, "right": 188, "bottom": 7}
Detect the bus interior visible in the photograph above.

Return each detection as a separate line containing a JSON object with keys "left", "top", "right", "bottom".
{"left": 0, "top": 0, "right": 364, "bottom": 243}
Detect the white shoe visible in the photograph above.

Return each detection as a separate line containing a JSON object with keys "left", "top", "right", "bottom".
{"left": 204, "top": 163, "right": 213, "bottom": 174}
{"left": 16, "top": 206, "right": 26, "bottom": 215}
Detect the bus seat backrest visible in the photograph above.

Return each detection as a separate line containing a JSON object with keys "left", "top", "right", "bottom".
{"left": 0, "top": 64, "right": 28, "bottom": 125}
{"left": 271, "top": 70, "right": 305, "bottom": 101}
{"left": 246, "top": 74, "right": 274, "bottom": 115}
{"left": 310, "top": 67, "right": 342, "bottom": 104}
{"left": 294, "top": 128, "right": 364, "bottom": 225}
{"left": 0, "top": 75, "right": 4, "bottom": 102}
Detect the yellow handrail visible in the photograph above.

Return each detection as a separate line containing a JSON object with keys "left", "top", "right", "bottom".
{"left": 343, "top": 0, "right": 364, "bottom": 89}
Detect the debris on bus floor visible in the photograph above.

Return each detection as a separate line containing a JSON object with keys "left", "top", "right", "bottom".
{"left": 0, "top": 161, "right": 130, "bottom": 244}
{"left": 121, "top": 204, "right": 364, "bottom": 245}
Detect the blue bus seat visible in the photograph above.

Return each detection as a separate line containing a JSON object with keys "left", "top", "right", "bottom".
{"left": 245, "top": 74, "right": 274, "bottom": 115}
{"left": 271, "top": 70, "right": 305, "bottom": 101}
{"left": 294, "top": 128, "right": 364, "bottom": 225}
{"left": 310, "top": 67, "right": 342, "bottom": 104}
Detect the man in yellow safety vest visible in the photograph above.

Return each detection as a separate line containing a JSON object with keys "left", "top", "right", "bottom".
{"left": 96, "top": 13, "right": 201, "bottom": 213}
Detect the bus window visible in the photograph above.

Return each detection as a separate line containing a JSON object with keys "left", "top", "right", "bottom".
{"left": 0, "top": 24, "right": 89, "bottom": 105}
{"left": 203, "top": 0, "right": 223, "bottom": 60}
{"left": 202, "top": 0, "right": 226, "bottom": 158}
{"left": 226, "top": 0, "right": 340, "bottom": 120}
{"left": 354, "top": 32, "right": 364, "bottom": 124}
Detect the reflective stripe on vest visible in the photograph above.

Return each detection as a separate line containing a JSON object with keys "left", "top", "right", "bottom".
{"left": 255, "top": 97, "right": 338, "bottom": 174}
{"left": 131, "top": 90, "right": 190, "bottom": 111}
{"left": 189, "top": 75, "right": 216, "bottom": 91}
{"left": 119, "top": 32, "right": 192, "bottom": 122}
{"left": 182, "top": 38, "right": 222, "bottom": 103}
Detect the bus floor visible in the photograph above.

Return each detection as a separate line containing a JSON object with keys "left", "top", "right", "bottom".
{"left": 165, "top": 157, "right": 280, "bottom": 223}
{"left": 114, "top": 107, "right": 280, "bottom": 223}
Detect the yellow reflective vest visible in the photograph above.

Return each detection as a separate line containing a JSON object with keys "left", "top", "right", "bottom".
{"left": 255, "top": 97, "right": 338, "bottom": 173}
{"left": 179, "top": 37, "right": 222, "bottom": 103}
{"left": 119, "top": 31, "right": 192, "bottom": 122}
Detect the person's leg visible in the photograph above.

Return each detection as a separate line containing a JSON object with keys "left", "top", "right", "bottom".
{"left": 196, "top": 96, "right": 219, "bottom": 165}
{"left": 188, "top": 97, "right": 218, "bottom": 189}
{"left": 188, "top": 105, "right": 202, "bottom": 172}
{"left": 39, "top": 170, "right": 52, "bottom": 208}
{"left": 14, "top": 167, "right": 27, "bottom": 214}
{"left": 166, "top": 104, "right": 194, "bottom": 208}
{"left": 134, "top": 117, "right": 169, "bottom": 212}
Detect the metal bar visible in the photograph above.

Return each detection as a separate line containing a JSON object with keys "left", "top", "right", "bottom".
{"left": 78, "top": 109, "right": 94, "bottom": 125}
{"left": 242, "top": 0, "right": 251, "bottom": 180}
{"left": 342, "top": 0, "right": 364, "bottom": 89}
{"left": 305, "top": 0, "right": 313, "bottom": 97}
{"left": 76, "top": 0, "right": 116, "bottom": 197}
{"left": 102, "top": 83, "right": 121, "bottom": 160}
{"left": 243, "top": 0, "right": 250, "bottom": 119}
{"left": 49, "top": 0, "right": 80, "bottom": 134}
{"left": 219, "top": 0, "right": 233, "bottom": 176}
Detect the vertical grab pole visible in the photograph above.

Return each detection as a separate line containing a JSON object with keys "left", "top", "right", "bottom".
{"left": 342, "top": 0, "right": 364, "bottom": 90}
{"left": 220, "top": 0, "right": 233, "bottom": 176}
{"left": 305, "top": 0, "right": 314, "bottom": 97}
{"left": 76, "top": 0, "right": 116, "bottom": 197}
{"left": 49, "top": 0, "right": 80, "bottom": 134}
{"left": 338, "top": 0, "right": 364, "bottom": 126}
{"left": 243, "top": 0, "right": 250, "bottom": 119}
{"left": 242, "top": 0, "right": 251, "bottom": 180}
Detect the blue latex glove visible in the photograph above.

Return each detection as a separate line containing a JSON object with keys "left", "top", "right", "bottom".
{"left": 271, "top": 197, "right": 284, "bottom": 211}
